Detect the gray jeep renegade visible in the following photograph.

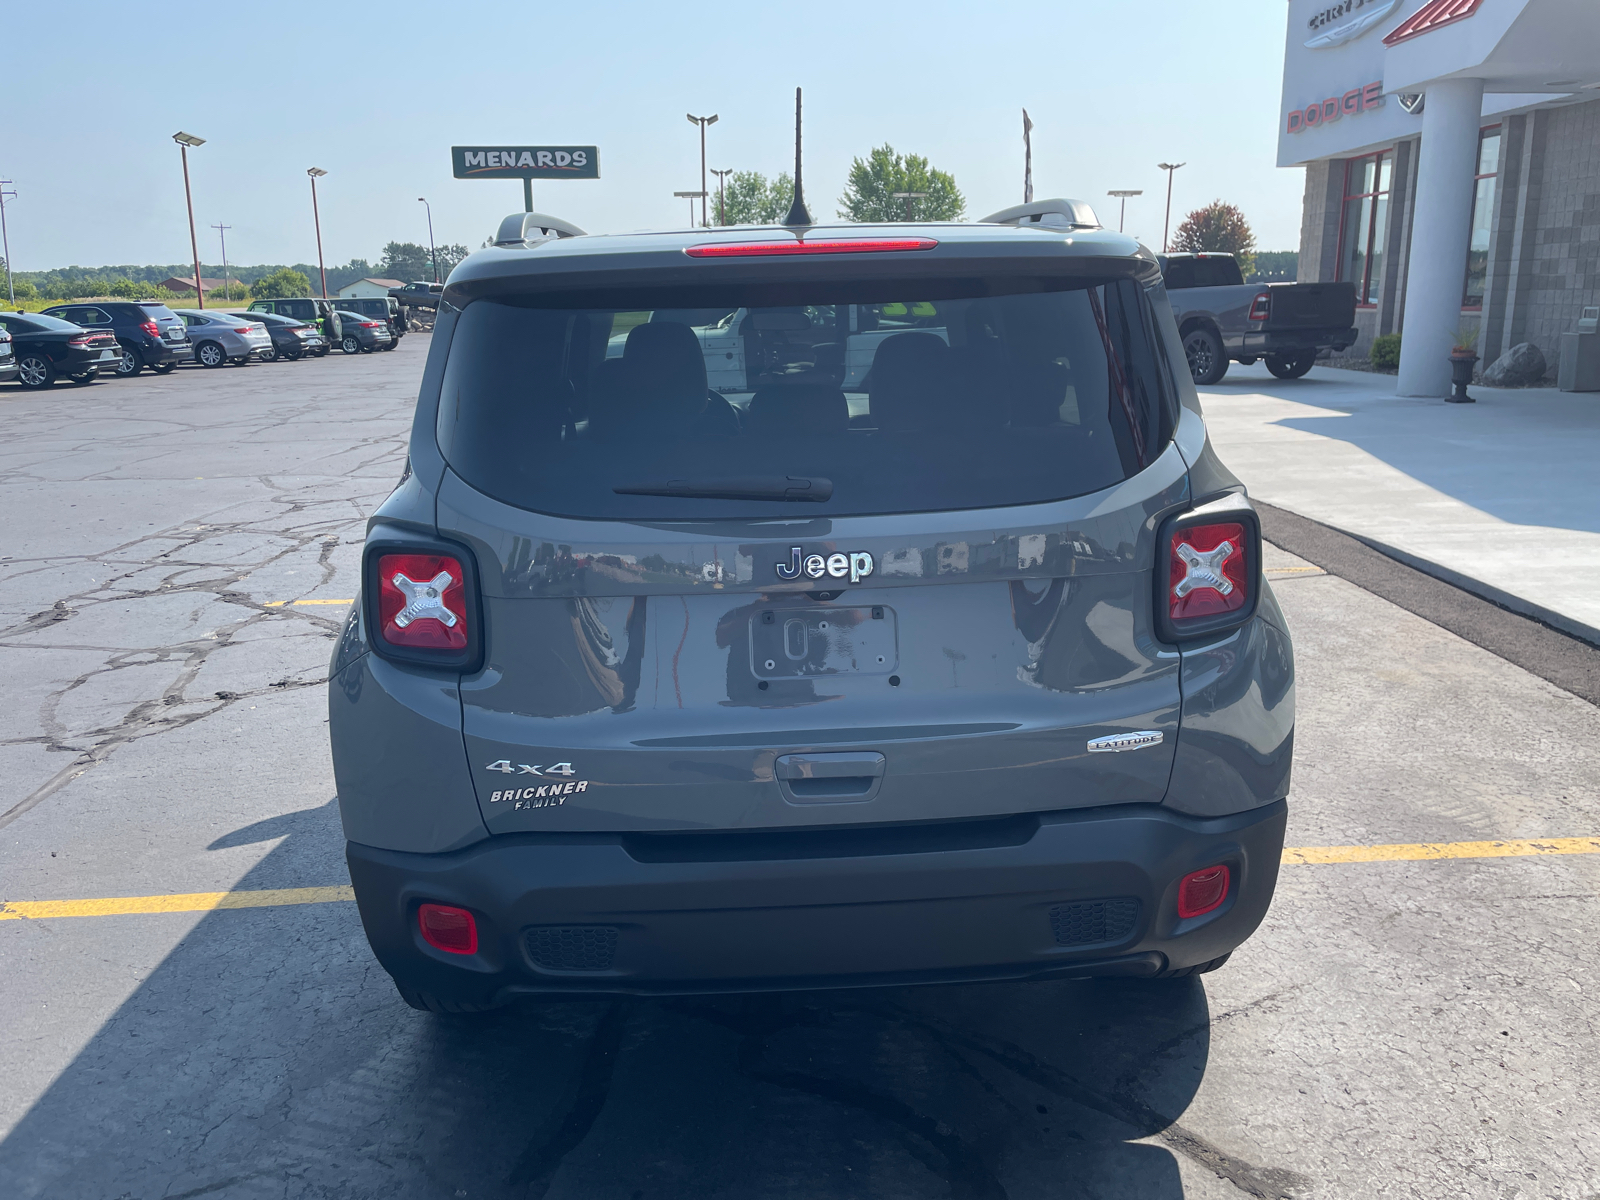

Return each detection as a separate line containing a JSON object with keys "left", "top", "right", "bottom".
{"left": 328, "top": 201, "right": 1294, "bottom": 1013}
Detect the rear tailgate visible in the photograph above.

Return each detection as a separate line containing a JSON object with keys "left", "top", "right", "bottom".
{"left": 1264, "top": 281, "right": 1356, "bottom": 330}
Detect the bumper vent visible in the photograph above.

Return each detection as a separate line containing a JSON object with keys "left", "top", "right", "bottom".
{"left": 525, "top": 925, "right": 618, "bottom": 972}
{"left": 1049, "top": 898, "right": 1140, "bottom": 947}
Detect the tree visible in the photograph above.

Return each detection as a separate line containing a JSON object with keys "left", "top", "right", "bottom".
{"left": 837, "top": 145, "right": 965, "bottom": 223}
{"left": 379, "top": 241, "right": 434, "bottom": 283}
{"left": 435, "top": 243, "right": 471, "bottom": 279}
{"left": 251, "top": 268, "right": 312, "bottom": 299}
{"left": 718, "top": 171, "right": 794, "bottom": 225}
{"left": 1172, "top": 201, "right": 1258, "bottom": 278}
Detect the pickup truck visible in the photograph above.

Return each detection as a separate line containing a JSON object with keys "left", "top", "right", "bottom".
{"left": 387, "top": 281, "right": 443, "bottom": 311}
{"left": 1160, "top": 252, "right": 1357, "bottom": 384}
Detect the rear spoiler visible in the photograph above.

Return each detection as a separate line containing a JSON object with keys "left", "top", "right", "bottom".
{"left": 493, "top": 212, "right": 587, "bottom": 248}
{"left": 980, "top": 198, "right": 1102, "bottom": 231}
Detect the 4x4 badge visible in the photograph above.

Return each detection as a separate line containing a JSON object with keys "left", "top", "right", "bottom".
{"left": 775, "top": 546, "right": 875, "bottom": 584}
{"left": 485, "top": 760, "right": 576, "bottom": 776}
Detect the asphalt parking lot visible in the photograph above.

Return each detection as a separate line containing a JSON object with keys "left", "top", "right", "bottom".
{"left": 1, "top": 340, "right": 1597, "bottom": 1200}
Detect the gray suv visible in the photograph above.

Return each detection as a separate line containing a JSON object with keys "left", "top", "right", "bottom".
{"left": 329, "top": 202, "right": 1295, "bottom": 1013}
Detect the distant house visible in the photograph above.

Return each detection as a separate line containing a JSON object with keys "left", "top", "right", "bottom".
{"left": 160, "top": 276, "right": 227, "bottom": 295}
{"left": 336, "top": 277, "right": 404, "bottom": 300}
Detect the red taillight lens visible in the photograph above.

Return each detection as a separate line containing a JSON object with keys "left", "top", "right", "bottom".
{"left": 68, "top": 334, "right": 93, "bottom": 346}
{"left": 1177, "top": 865, "right": 1230, "bottom": 919}
{"left": 1248, "top": 291, "right": 1271, "bottom": 322}
{"left": 376, "top": 553, "right": 468, "bottom": 650}
{"left": 364, "top": 321, "right": 381, "bottom": 328}
{"left": 141, "top": 320, "right": 161, "bottom": 337}
{"left": 684, "top": 237, "right": 938, "bottom": 258}
{"left": 418, "top": 903, "right": 478, "bottom": 954}
{"left": 1169, "top": 522, "right": 1248, "bottom": 621}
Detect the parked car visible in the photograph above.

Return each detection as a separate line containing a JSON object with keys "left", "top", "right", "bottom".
{"left": 39, "top": 300, "right": 190, "bottom": 377}
{"left": 1158, "top": 252, "right": 1357, "bottom": 384}
{"left": 173, "top": 310, "right": 273, "bottom": 366}
{"left": 335, "top": 296, "right": 404, "bottom": 346}
{"left": 0, "top": 328, "right": 17, "bottom": 385}
{"left": 246, "top": 310, "right": 328, "bottom": 361}
{"left": 330, "top": 199, "right": 1295, "bottom": 1013}
{"left": 0, "top": 311, "right": 120, "bottom": 387}
{"left": 332, "top": 310, "right": 393, "bottom": 354}
{"left": 245, "top": 298, "right": 342, "bottom": 353}
{"left": 388, "top": 281, "right": 442, "bottom": 312}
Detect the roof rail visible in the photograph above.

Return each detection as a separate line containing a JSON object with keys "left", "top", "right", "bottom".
{"left": 980, "top": 198, "right": 1102, "bottom": 231}
{"left": 493, "top": 211, "right": 586, "bottom": 247}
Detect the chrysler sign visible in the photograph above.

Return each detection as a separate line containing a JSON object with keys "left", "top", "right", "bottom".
{"left": 451, "top": 146, "right": 600, "bottom": 180}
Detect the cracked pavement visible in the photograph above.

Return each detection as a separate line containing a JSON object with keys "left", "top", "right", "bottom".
{"left": 1, "top": 340, "right": 1597, "bottom": 1198}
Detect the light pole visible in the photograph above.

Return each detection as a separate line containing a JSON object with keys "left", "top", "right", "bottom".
{"left": 891, "top": 191, "right": 929, "bottom": 221}
{"left": 173, "top": 133, "right": 207, "bottom": 309}
{"left": 211, "top": 223, "right": 232, "bottom": 301}
{"left": 1106, "top": 189, "right": 1142, "bottom": 234}
{"left": 710, "top": 168, "right": 732, "bottom": 226}
{"left": 673, "top": 191, "right": 707, "bottom": 227}
{"left": 686, "top": 113, "right": 718, "bottom": 226}
{"left": 0, "top": 180, "right": 15, "bottom": 305}
{"left": 306, "top": 168, "right": 328, "bottom": 299}
{"left": 1157, "top": 162, "right": 1185, "bottom": 252}
{"left": 418, "top": 197, "right": 438, "bottom": 283}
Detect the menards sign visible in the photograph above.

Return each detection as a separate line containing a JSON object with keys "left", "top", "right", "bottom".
{"left": 451, "top": 146, "right": 600, "bottom": 180}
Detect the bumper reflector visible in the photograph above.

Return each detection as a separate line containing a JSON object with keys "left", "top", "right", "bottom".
{"left": 418, "top": 903, "right": 478, "bottom": 954}
{"left": 1177, "top": 865, "right": 1230, "bottom": 919}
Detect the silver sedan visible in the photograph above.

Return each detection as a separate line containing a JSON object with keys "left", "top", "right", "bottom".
{"left": 173, "top": 310, "right": 273, "bottom": 367}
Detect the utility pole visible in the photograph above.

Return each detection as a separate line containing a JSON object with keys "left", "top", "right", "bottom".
{"left": 892, "top": 191, "right": 929, "bottom": 221}
{"left": 173, "top": 133, "right": 207, "bottom": 308}
{"left": 1157, "top": 162, "right": 1185, "bottom": 252}
{"left": 1106, "top": 189, "right": 1142, "bottom": 234}
{"left": 307, "top": 168, "right": 328, "bottom": 299}
{"left": 710, "top": 168, "right": 732, "bottom": 226}
{"left": 0, "top": 180, "right": 15, "bottom": 305}
{"left": 686, "top": 113, "right": 719, "bottom": 226}
{"left": 211, "top": 223, "right": 232, "bottom": 301}
{"left": 418, "top": 197, "right": 438, "bottom": 282}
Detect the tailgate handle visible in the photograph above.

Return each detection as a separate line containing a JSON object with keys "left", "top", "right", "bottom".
{"left": 775, "top": 752, "right": 885, "bottom": 780}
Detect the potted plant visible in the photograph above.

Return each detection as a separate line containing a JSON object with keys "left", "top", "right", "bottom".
{"left": 1448, "top": 327, "right": 1478, "bottom": 403}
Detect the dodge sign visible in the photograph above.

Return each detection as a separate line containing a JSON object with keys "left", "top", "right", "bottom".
{"left": 451, "top": 146, "right": 600, "bottom": 180}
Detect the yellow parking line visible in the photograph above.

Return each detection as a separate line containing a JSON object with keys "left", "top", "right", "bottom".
{"left": 263, "top": 599, "right": 353, "bottom": 608}
{"left": 0, "top": 886, "right": 354, "bottom": 921}
{"left": 4, "top": 838, "right": 1599, "bottom": 923}
{"left": 1283, "top": 837, "right": 1600, "bottom": 865}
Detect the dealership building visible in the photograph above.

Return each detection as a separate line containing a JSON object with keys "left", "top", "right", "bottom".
{"left": 1280, "top": 0, "right": 1599, "bottom": 394}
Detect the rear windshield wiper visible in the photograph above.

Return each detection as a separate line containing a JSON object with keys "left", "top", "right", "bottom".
{"left": 613, "top": 475, "right": 833, "bottom": 502}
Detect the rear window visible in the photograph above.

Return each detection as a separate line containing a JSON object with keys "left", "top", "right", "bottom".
{"left": 1163, "top": 257, "right": 1242, "bottom": 289}
{"left": 437, "top": 278, "right": 1175, "bottom": 519}
{"left": 137, "top": 303, "right": 179, "bottom": 321}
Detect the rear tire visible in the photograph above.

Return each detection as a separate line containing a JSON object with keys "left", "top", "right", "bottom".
{"left": 115, "top": 342, "right": 142, "bottom": 377}
{"left": 1265, "top": 352, "right": 1316, "bottom": 380}
{"left": 395, "top": 984, "right": 503, "bottom": 1014}
{"left": 17, "top": 355, "right": 55, "bottom": 388}
{"left": 69, "top": 369, "right": 98, "bottom": 385}
{"left": 1182, "top": 327, "right": 1228, "bottom": 386}
{"left": 341, "top": 335, "right": 360, "bottom": 354}
{"left": 152, "top": 362, "right": 176, "bottom": 375}
{"left": 261, "top": 346, "right": 279, "bottom": 363}
{"left": 195, "top": 340, "right": 226, "bottom": 368}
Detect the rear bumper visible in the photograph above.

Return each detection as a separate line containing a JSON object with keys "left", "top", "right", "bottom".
{"left": 347, "top": 799, "right": 1287, "bottom": 1003}
{"left": 1235, "top": 327, "right": 1358, "bottom": 357}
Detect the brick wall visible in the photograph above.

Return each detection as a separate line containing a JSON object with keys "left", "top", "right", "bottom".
{"left": 1520, "top": 97, "right": 1600, "bottom": 362}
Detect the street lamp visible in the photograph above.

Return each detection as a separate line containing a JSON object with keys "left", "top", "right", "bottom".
{"left": 306, "top": 168, "right": 328, "bottom": 299}
{"left": 673, "top": 190, "right": 707, "bottom": 227}
{"left": 172, "top": 132, "right": 207, "bottom": 309}
{"left": 418, "top": 197, "right": 438, "bottom": 283}
{"left": 710, "top": 168, "right": 732, "bottom": 227}
{"left": 1157, "top": 163, "right": 1186, "bottom": 252}
{"left": 210, "top": 223, "right": 232, "bottom": 301}
{"left": 0, "top": 180, "right": 16, "bottom": 306}
{"left": 1106, "top": 189, "right": 1143, "bottom": 234}
{"left": 686, "top": 113, "right": 718, "bottom": 227}
{"left": 891, "top": 191, "right": 929, "bottom": 220}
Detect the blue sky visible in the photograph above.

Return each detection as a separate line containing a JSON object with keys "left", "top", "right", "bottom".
{"left": 2, "top": 0, "right": 1303, "bottom": 271}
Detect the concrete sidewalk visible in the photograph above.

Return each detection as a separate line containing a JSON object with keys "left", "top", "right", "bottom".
{"left": 1198, "top": 362, "right": 1600, "bottom": 645}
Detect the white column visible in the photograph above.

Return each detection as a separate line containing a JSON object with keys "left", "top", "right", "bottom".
{"left": 1397, "top": 77, "right": 1486, "bottom": 398}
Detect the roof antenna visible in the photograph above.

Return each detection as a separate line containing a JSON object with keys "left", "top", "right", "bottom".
{"left": 783, "top": 86, "right": 812, "bottom": 227}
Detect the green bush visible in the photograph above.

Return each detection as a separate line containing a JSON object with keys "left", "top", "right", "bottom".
{"left": 1370, "top": 334, "right": 1401, "bottom": 370}
{"left": 251, "top": 268, "right": 312, "bottom": 299}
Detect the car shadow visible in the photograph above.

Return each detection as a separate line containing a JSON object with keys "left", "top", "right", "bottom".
{"left": 1201, "top": 365, "right": 1600, "bottom": 537}
{"left": 0, "top": 805, "right": 1286, "bottom": 1200}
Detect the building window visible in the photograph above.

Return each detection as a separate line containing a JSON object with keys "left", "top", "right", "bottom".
{"left": 1337, "top": 151, "right": 1393, "bottom": 307}
{"left": 1462, "top": 126, "right": 1502, "bottom": 309}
